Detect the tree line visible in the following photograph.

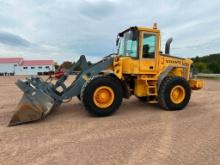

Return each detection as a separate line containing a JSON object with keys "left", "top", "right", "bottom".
{"left": 191, "top": 54, "right": 220, "bottom": 74}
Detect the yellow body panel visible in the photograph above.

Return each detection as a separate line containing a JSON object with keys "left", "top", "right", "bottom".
{"left": 113, "top": 57, "right": 123, "bottom": 79}
{"left": 121, "top": 57, "right": 139, "bottom": 74}
{"left": 134, "top": 79, "right": 148, "bottom": 96}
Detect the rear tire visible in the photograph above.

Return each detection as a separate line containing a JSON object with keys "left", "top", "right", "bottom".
{"left": 158, "top": 76, "right": 191, "bottom": 110}
{"left": 81, "top": 76, "right": 123, "bottom": 116}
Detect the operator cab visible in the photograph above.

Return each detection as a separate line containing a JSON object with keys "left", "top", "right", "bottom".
{"left": 117, "top": 25, "right": 159, "bottom": 58}
{"left": 117, "top": 25, "right": 160, "bottom": 72}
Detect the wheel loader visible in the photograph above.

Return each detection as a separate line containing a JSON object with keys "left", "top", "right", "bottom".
{"left": 8, "top": 24, "right": 203, "bottom": 126}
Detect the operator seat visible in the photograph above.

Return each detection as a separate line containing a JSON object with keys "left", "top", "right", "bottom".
{"left": 143, "top": 44, "right": 154, "bottom": 58}
{"left": 143, "top": 44, "right": 150, "bottom": 58}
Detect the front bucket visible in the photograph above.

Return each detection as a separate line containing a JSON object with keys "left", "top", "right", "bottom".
{"left": 9, "top": 89, "right": 55, "bottom": 126}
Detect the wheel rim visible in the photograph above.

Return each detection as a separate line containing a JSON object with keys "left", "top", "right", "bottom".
{"left": 170, "top": 85, "right": 186, "bottom": 104}
{"left": 93, "top": 86, "right": 115, "bottom": 108}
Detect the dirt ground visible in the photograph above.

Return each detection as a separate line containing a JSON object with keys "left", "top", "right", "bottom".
{"left": 0, "top": 76, "right": 219, "bottom": 165}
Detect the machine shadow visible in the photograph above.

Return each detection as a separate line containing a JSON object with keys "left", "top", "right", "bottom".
{"left": 44, "top": 97, "right": 163, "bottom": 123}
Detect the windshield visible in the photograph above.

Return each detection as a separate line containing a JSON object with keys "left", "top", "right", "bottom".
{"left": 118, "top": 30, "right": 138, "bottom": 58}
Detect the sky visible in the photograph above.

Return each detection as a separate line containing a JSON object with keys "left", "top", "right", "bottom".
{"left": 0, "top": 0, "right": 220, "bottom": 63}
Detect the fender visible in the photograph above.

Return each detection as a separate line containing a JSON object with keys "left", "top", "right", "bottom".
{"left": 158, "top": 66, "right": 186, "bottom": 90}
{"left": 107, "top": 73, "right": 130, "bottom": 99}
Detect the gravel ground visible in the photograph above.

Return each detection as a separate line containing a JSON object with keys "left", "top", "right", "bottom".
{"left": 0, "top": 76, "right": 219, "bottom": 165}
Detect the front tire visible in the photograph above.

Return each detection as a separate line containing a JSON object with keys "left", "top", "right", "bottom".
{"left": 158, "top": 76, "right": 191, "bottom": 110}
{"left": 81, "top": 76, "right": 123, "bottom": 116}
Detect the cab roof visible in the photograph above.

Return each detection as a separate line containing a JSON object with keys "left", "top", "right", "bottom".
{"left": 118, "top": 26, "right": 160, "bottom": 36}
{"left": 137, "top": 26, "right": 160, "bottom": 33}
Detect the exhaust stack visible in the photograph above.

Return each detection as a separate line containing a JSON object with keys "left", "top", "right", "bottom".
{"left": 165, "top": 38, "right": 173, "bottom": 55}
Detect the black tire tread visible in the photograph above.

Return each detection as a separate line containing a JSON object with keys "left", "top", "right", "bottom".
{"left": 81, "top": 75, "right": 122, "bottom": 116}
{"left": 158, "top": 76, "right": 191, "bottom": 110}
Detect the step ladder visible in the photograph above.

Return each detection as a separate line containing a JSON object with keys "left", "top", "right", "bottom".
{"left": 147, "top": 83, "right": 158, "bottom": 103}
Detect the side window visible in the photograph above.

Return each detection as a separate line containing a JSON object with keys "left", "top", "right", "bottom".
{"left": 142, "top": 33, "right": 156, "bottom": 58}
{"left": 118, "top": 31, "right": 138, "bottom": 58}
{"left": 126, "top": 40, "right": 138, "bottom": 58}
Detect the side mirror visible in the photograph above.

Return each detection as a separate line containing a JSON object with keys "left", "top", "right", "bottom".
{"left": 116, "top": 36, "right": 119, "bottom": 46}
{"left": 132, "top": 30, "right": 138, "bottom": 41}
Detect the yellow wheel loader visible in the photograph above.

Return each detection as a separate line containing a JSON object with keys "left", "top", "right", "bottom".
{"left": 9, "top": 24, "right": 203, "bottom": 126}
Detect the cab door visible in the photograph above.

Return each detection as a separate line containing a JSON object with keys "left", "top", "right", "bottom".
{"left": 139, "top": 32, "right": 158, "bottom": 72}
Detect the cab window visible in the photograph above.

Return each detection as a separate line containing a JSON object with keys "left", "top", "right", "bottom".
{"left": 142, "top": 33, "right": 156, "bottom": 58}
{"left": 118, "top": 31, "right": 138, "bottom": 58}
{"left": 126, "top": 40, "right": 138, "bottom": 58}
